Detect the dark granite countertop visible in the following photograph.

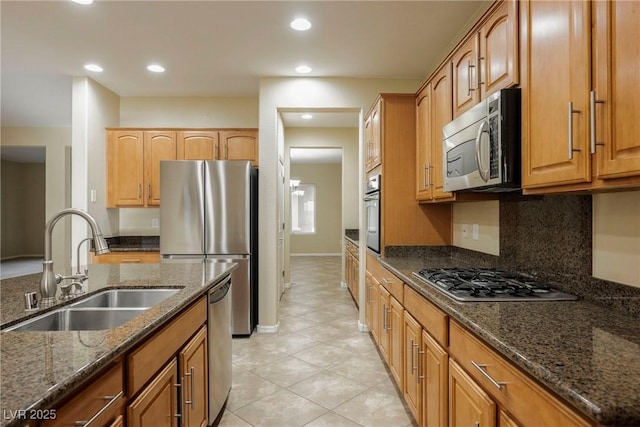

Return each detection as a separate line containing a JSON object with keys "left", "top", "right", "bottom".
{"left": 102, "top": 235, "right": 159, "bottom": 252}
{"left": 0, "top": 260, "right": 236, "bottom": 425}
{"left": 376, "top": 249, "right": 640, "bottom": 426}
{"left": 345, "top": 229, "right": 359, "bottom": 244}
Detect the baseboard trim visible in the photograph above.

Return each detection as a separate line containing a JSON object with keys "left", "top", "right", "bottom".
{"left": 290, "top": 253, "right": 341, "bottom": 257}
{"left": 257, "top": 323, "right": 280, "bottom": 334}
{"left": 358, "top": 320, "right": 370, "bottom": 332}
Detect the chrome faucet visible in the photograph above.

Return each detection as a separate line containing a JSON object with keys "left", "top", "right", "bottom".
{"left": 40, "top": 208, "right": 110, "bottom": 306}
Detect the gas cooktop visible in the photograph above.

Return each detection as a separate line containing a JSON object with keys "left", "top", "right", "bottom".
{"left": 412, "top": 267, "right": 579, "bottom": 302}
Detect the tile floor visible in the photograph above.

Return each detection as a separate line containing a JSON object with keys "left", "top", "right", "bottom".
{"left": 217, "top": 256, "right": 416, "bottom": 427}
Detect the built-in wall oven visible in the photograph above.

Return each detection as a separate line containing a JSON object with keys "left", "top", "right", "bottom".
{"left": 364, "top": 174, "right": 381, "bottom": 253}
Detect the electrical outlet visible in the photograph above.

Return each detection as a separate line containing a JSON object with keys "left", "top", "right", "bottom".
{"left": 152, "top": 218, "right": 159, "bottom": 228}
{"left": 462, "top": 224, "right": 469, "bottom": 239}
{"left": 472, "top": 224, "right": 479, "bottom": 240}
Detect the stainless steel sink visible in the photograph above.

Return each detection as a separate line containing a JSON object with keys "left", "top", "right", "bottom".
{"left": 70, "top": 288, "right": 180, "bottom": 308}
{"left": 3, "top": 308, "right": 148, "bottom": 332}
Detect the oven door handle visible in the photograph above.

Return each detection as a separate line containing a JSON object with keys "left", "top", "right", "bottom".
{"left": 475, "top": 119, "right": 490, "bottom": 182}
{"left": 363, "top": 194, "right": 379, "bottom": 202}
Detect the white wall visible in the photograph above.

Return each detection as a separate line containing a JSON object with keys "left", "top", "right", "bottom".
{"left": 258, "top": 77, "right": 422, "bottom": 331}
{"left": 1, "top": 127, "right": 71, "bottom": 267}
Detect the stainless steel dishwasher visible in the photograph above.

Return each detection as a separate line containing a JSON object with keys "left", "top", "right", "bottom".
{"left": 208, "top": 274, "right": 232, "bottom": 424}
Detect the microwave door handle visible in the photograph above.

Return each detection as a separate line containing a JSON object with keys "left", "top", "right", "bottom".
{"left": 475, "top": 120, "right": 490, "bottom": 182}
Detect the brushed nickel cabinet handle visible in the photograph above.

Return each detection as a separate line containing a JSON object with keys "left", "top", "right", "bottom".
{"left": 568, "top": 102, "right": 581, "bottom": 160}
{"left": 467, "top": 60, "right": 476, "bottom": 96}
{"left": 418, "top": 349, "right": 425, "bottom": 382}
{"left": 184, "top": 366, "right": 195, "bottom": 410}
{"left": 590, "top": 91, "right": 605, "bottom": 154}
{"left": 471, "top": 360, "right": 506, "bottom": 390}
{"left": 74, "top": 390, "right": 123, "bottom": 426}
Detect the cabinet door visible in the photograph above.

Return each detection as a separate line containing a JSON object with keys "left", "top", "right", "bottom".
{"left": 422, "top": 331, "right": 448, "bottom": 427}
{"left": 593, "top": 0, "right": 640, "bottom": 179}
{"left": 107, "top": 130, "right": 145, "bottom": 207}
{"left": 144, "top": 131, "right": 176, "bottom": 206}
{"left": 520, "top": 0, "right": 591, "bottom": 189}
{"left": 368, "top": 273, "right": 380, "bottom": 343}
{"left": 178, "top": 131, "right": 219, "bottom": 160}
{"left": 431, "top": 63, "right": 455, "bottom": 200}
{"left": 378, "top": 285, "right": 391, "bottom": 362}
{"left": 371, "top": 100, "right": 382, "bottom": 170}
{"left": 403, "top": 311, "right": 422, "bottom": 423}
{"left": 449, "top": 359, "right": 496, "bottom": 427}
{"left": 179, "top": 327, "right": 209, "bottom": 427}
{"left": 219, "top": 130, "right": 259, "bottom": 166}
{"left": 389, "top": 296, "right": 404, "bottom": 390}
{"left": 452, "top": 34, "right": 480, "bottom": 117}
{"left": 128, "top": 359, "right": 179, "bottom": 427}
{"left": 479, "top": 0, "right": 519, "bottom": 99}
{"left": 498, "top": 410, "right": 521, "bottom": 427}
{"left": 364, "top": 114, "right": 374, "bottom": 171}
{"left": 416, "top": 84, "right": 433, "bottom": 201}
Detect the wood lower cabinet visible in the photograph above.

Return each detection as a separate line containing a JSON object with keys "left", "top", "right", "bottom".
{"left": 91, "top": 252, "right": 160, "bottom": 264}
{"left": 499, "top": 410, "right": 521, "bottom": 427}
{"left": 41, "top": 361, "right": 124, "bottom": 427}
{"left": 365, "top": 270, "right": 380, "bottom": 344}
{"left": 449, "top": 359, "right": 497, "bottom": 427}
{"left": 128, "top": 359, "right": 179, "bottom": 427}
{"left": 389, "top": 296, "right": 404, "bottom": 390}
{"left": 344, "top": 240, "right": 359, "bottom": 305}
{"left": 422, "top": 330, "right": 448, "bottom": 427}
{"left": 179, "top": 327, "right": 209, "bottom": 427}
{"left": 404, "top": 311, "right": 422, "bottom": 422}
{"left": 378, "top": 285, "right": 391, "bottom": 362}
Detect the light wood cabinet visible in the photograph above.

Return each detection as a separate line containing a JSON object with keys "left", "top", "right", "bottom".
{"left": 364, "top": 270, "right": 380, "bottom": 344}
{"left": 365, "top": 100, "right": 382, "bottom": 172}
{"left": 91, "top": 252, "right": 160, "bottom": 264}
{"left": 479, "top": 0, "right": 519, "bottom": 99}
{"left": 499, "top": 410, "right": 521, "bottom": 427}
{"left": 219, "top": 129, "right": 259, "bottom": 167}
{"left": 404, "top": 310, "right": 422, "bottom": 423}
{"left": 378, "top": 285, "right": 391, "bottom": 362}
{"left": 344, "top": 240, "right": 359, "bottom": 305}
{"left": 179, "top": 327, "right": 209, "bottom": 427}
{"left": 107, "top": 129, "right": 176, "bottom": 207}
{"left": 452, "top": 34, "right": 480, "bottom": 118}
{"left": 521, "top": 0, "right": 640, "bottom": 194}
{"left": 449, "top": 358, "right": 496, "bottom": 427}
{"left": 389, "top": 296, "right": 404, "bottom": 390}
{"left": 178, "top": 130, "right": 220, "bottom": 161}
{"left": 422, "top": 330, "right": 448, "bottom": 427}
{"left": 42, "top": 361, "right": 124, "bottom": 427}
{"left": 128, "top": 359, "right": 179, "bottom": 427}
{"left": 416, "top": 83, "right": 433, "bottom": 202}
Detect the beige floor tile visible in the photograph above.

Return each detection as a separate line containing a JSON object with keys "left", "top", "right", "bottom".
{"left": 288, "top": 371, "right": 368, "bottom": 409}
{"left": 303, "top": 411, "right": 362, "bottom": 427}
{"left": 251, "top": 356, "right": 322, "bottom": 388}
{"left": 333, "top": 389, "right": 410, "bottom": 426}
{"left": 226, "top": 369, "right": 282, "bottom": 412}
{"left": 217, "top": 410, "right": 253, "bottom": 427}
{"left": 292, "top": 342, "right": 358, "bottom": 369}
{"left": 330, "top": 356, "right": 391, "bottom": 388}
{"left": 233, "top": 389, "right": 328, "bottom": 427}
{"left": 233, "top": 344, "right": 288, "bottom": 370}
{"left": 278, "top": 316, "right": 321, "bottom": 332}
{"left": 260, "top": 332, "right": 321, "bottom": 355}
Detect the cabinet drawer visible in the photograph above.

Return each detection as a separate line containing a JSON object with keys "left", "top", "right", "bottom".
{"left": 92, "top": 252, "right": 160, "bottom": 264}
{"left": 449, "top": 321, "right": 592, "bottom": 427}
{"left": 128, "top": 297, "right": 206, "bottom": 396}
{"left": 403, "top": 285, "right": 448, "bottom": 348}
{"left": 43, "top": 361, "right": 124, "bottom": 426}
{"left": 366, "top": 252, "right": 403, "bottom": 304}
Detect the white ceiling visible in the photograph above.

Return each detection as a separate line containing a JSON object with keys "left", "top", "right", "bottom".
{"left": 1, "top": 0, "right": 488, "bottom": 128}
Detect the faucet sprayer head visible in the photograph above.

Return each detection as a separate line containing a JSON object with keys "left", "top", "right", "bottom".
{"left": 93, "top": 235, "right": 110, "bottom": 255}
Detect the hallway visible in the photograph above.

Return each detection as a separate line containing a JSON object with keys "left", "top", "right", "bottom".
{"left": 218, "top": 256, "right": 415, "bottom": 427}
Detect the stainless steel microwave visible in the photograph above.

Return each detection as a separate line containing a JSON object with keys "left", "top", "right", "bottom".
{"left": 442, "top": 88, "right": 521, "bottom": 192}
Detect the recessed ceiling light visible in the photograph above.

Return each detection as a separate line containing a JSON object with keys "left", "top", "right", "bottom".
{"left": 295, "top": 65, "right": 312, "bottom": 74}
{"left": 290, "top": 18, "right": 311, "bottom": 31}
{"left": 84, "top": 64, "right": 103, "bottom": 72}
{"left": 147, "top": 64, "right": 165, "bottom": 73}
{"left": 301, "top": 114, "right": 313, "bottom": 120}
{"left": 72, "top": 0, "right": 93, "bottom": 4}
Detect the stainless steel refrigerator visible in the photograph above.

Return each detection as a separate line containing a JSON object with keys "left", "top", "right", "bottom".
{"left": 160, "top": 160, "right": 258, "bottom": 336}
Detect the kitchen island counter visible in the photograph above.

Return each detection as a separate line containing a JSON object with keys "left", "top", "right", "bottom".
{"left": 0, "top": 260, "right": 236, "bottom": 425}
{"left": 378, "top": 250, "right": 640, "bottom": 426}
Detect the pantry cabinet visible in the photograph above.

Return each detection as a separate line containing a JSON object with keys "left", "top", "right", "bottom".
{"left": 107, "top": 129, "right": 176, "bottom": 207}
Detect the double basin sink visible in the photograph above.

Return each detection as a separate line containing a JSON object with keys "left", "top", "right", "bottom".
{"left": 3, "top": 288, "right": 180, "bottom": 332}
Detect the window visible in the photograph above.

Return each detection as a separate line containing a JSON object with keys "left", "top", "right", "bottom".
{"left": 290, "top": 181, "right": 316, "bottom": 234}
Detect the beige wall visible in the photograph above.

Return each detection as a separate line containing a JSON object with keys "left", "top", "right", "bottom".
{"left": 593, "top": 191, "right": 640, "bottom": 287}
{"left": 289, "top": 162, "right": 342, "bottom": 255}
{"left": 1, "top": 127, "right": 71, "bottom": 267}
{"left": 1, "top": 160, "right": 45, "bottom": 258}
{"left": 454, "top": 190, "right": 640, "bottom": 288}
{"left": 117, "top": 96, "right": 259, "bottom": 235}
{"left": 258, "top": 77, "right": 423, "bottom": 331}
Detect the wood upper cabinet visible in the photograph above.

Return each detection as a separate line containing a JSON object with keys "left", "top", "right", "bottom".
{"left": 520, "top": 0, "right": 591, "bottom": 189}
{"left": 430, "top": 63, "right": 455, "bottom": 201}
{"left": 452, "top": 34, "right": 480, "bottom": 118}
{"left": 592, "top": 0, "right": 640, "bottom": 182}
{"left": 365, "top": 99, "right": 382, "bottom": 172}
{"left": 416, "top": 84, "right": 433, "bottom": 202}
{"left": 107, "top": 130, "right": 176, "bottom": 207}
{"left": 449, "top": 359, "right": 496, "bottom": 427}
{"left": 145, "top": 131, "right": 177, "bottom": 206}
{"left": 178, "top": 131, "right": 219, "bottom": 161}
{"left": 180, "top": 327, "right": 208, "bottom": 427}
{"left": 479, "top": 0, "right": 519, "bottom": 99}
{"left": 128, "top": 359, "right": 179, "bottom": 427}
{"left": 219, "top": 129, "right": 259, "bottom": 166}
{"left": 107, "top": 130, "right": 145, "bottom": 207}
